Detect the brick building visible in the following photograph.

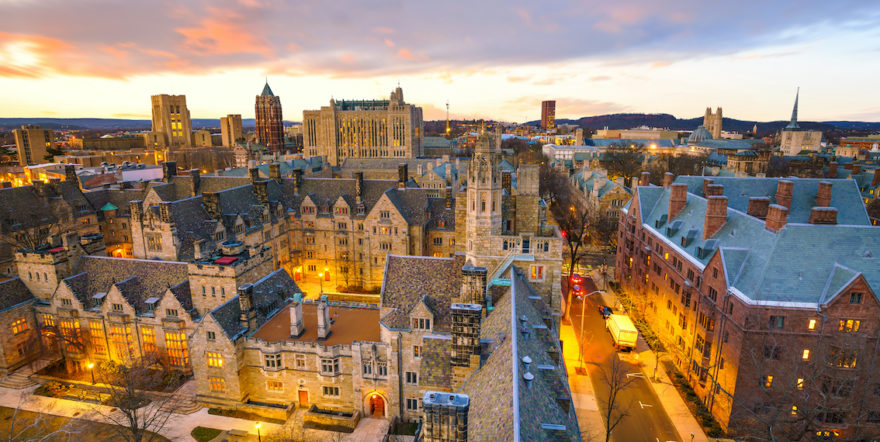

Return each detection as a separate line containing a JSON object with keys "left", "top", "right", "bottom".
{"left": 616, "top": 173, "right": 880, "bottom": 439}
{"left": 255, "top": 82, "right": 284, "bottom": 153}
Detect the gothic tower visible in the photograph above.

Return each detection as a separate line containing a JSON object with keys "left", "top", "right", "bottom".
{"left": 465, "top": 124, "right": 502, "bottom": 263}
{"left": 703, "top": 107, "right": 722, "bottom": 139}
{"left": 255, "top": 81, "right": 284, "bottom": 153}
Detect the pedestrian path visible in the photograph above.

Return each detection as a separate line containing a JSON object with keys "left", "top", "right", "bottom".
{"left": 560, "top": 322, "right": 606, "bottom": 441}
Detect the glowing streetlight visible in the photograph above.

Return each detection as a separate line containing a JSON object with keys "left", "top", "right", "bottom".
{"left": 87, "top": 362, "right": 95, "bottom": 384}
{"left": 255, "top": 422, "right": 262, "bottom": 442}
{"left": 318, "top": 272, "right": 324, "bottom": 295}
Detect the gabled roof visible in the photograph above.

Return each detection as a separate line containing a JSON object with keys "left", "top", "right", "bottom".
{"left": 380, "top": 255, "right": 466, "bottom": 331}
{"left": 0, "top": 277, "right": 35, "bottom": 312}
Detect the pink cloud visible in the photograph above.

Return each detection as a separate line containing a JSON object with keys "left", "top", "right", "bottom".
{"left": 384, "top": 38, "right": 395, "bottom": 48}
{"left": 177, "top": 17, "right": 274, "bottom": 58}
{"left": 339, "top": 52, "right": 356, "bottom": 64}
{"left": 397, "top": 48, "right": 428, "bottom": 62}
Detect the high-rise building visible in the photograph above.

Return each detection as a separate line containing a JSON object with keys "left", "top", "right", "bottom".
{"left": 541, "top": 100, "right": 556, "bottom": 130}
{"left": 13, "top": 125, "right": 54, "bottom": 165}
{"left": 149, "top": 94, "right": 192, "bottom": 148}
{"left": 220, "top": 114, "right": 243, "bottom": 147}
{"left": 704, "top": 106, "right": 722, "bottom": 139}
{"left": 255, "top": 82, "right": 284, "bottom": 153}
{"left": 302, "top": 86, "right": 423, "bottom": 166}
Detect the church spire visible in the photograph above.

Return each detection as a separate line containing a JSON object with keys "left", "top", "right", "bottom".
{"left": 786, "top": 87, "right": 800, "bottom": 130}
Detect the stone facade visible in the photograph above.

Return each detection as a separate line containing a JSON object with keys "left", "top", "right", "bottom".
{"left": 704, "top": 107, "right": 723, "bottom": 140}
{"left": 14, "top": 125, "right": 55, "bottom": 165}
{"left": 150, "top": 94, "right": 192, "bottom": 149}
{"left": 303, "top": 87, "right": 423, "bottom": 166}
{"left": 220, "top": 114, "right": 243, "bottom": 148}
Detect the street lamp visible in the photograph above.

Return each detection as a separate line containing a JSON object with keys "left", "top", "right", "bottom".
{"left": 318, "top": 273, "right": 324, "bottom": 295}
{"left": 255, "top": 422, "right": 262, "bottom": 442}
{"left": 87, "top": 362, "right": 95, "bottom": 385}
{"left": 576, "top": 290, "right": 605, "bottom": 372}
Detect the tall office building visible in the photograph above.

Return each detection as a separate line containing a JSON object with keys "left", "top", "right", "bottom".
{"left": 302, "top": 86, "right": 423, "bottom": 166}
{"left": 220, "top": 114, "right": 243, "bottom": 147}
{"left": 149, "top": 94, "right": 192, "bottom": 148}
{"left": 541, "top": 100, "right": 556, "bottom": 130}
{"left": 13, "top": 125, "right": 54, "bottom": 165}
{"left": 255, "top": 82, "right": 284, "bottom": 153}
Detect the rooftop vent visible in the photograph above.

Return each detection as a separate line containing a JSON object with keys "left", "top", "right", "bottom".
{"left": 523, "top": 371, "right": 534, "bottom": 389}
{"left": 666, "top": 220, "right": 683, "bottom": 236}
{"left": 654, "top": 214, "right": 668, "bottom": 228}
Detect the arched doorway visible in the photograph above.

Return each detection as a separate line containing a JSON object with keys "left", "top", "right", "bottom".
{"left": 367, "top": 393, "right": 385, "bottom": 417}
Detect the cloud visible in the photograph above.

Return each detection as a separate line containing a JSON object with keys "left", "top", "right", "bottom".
{"left": 396, "top": 48, "right": 429, "bottom": 62}
{"left": 505, "top": 96, "right": 628, "bottom": 119}
{"left": 590, "top": 75, "right": 611, "bottom": 81}
{"left": 384, "top": 39, "right": 395, "bottom": 48}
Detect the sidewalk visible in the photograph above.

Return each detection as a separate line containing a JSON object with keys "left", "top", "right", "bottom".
{"left": 560, "top": 322, "right": 605, "bottom": 441}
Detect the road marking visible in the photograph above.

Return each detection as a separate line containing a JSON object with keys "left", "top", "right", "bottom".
{"left": 626, "top": 372, "right": 645, "bottom": 379}
{"left": 639, "top": 400, "right": 653, "bottom": 409}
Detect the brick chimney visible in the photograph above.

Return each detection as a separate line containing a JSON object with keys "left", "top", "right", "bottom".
{"left": 202, "top": 192, "right": 220, "bottom": 219}
{"left": 317, "top": 295, "right": 332, "bottom": 340}
{"left": 269, "top": 163, "right": 281, "bottom": 181}
{"left": 290, "top": 293, "right": 304, "bottom": 337}
{"left": 446, "top": 186, "right": 453, "bottom": 209}
{"left": 398, "top": 163, "right": 408, "bottom": 189}
{"left": 162, "top": 161, "right": 177, "bottom": 182}
{"left": 238, "top": 283, "right": 257, "bottom": 332}
{"left": 669, "top": 183, "right": 687, "bottom": 220}
{"left": 706, "top": 184, "right": 724, "bottom": 197}
{"left": 816, "top": 181, "right": 832, "bottom": 207}
{"left": 747, "top": 197, "right": 770, "bottom": 219}
{"left": 765, "top": 204, "right": 789, "bottom": 232}
{"left": 249, "top": 167, "right": 260, "bottom": 184}
{"left": 64, "top": 165, "right": 78, "bottom": 187}
{"left": 292, "top": 169, "right": 302, "bottom": 194}
{"left": 254, "top": 180, "right": 269, "bottom": 204}
{"left": 874, "top": 169, "right": 880, "bottom": 188}
{"left": 829, "top": 162, "right": 838, "bottom": 178}
{"left": 702, "top": 178, "right": 714, "bottom": 197}
{"left": 502, "top": 170, "right": 512, "bottom": 194}
{"left": 639, "top": 171, "right": 650, "bottom": 187}
{"left": 809, "top": 207, "right": 838, "bottom": 225}
{"left": 663, "top": 172, "right": 674, "bottom": 188}
{"left": 703, "top": 195, "right": 727, "bottom": 240}
{"left": 775, "top": 180, "right": 793, "bottom": 209}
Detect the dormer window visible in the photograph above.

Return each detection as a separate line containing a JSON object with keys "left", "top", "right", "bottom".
{"left": 112, "top": 303, "right": 124, "bottom": 312}
{"left": 412, "top": 318, "right": 431, "bottom": 331}
{"left": 335, "top": 207, "right": 348, "bottom": 216}
{"left": 166, "top": 309, "right": 178, "bottom": 317}
{"left": 302, "top": 206, "right": 315, "bottom": 215}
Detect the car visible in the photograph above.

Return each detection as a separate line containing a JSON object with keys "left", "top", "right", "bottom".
{"left": 571, "top": 285, "right": 585, "bottom": 296}
{"left": 570, "top": 273, "right": 584, "bottom": 285}
{"left": 598, "top": 305, "right": 613, "bottom": 319}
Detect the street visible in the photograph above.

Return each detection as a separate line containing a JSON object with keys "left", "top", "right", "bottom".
{"left": 570, "top": 283, "right": 680, "bottom": 442}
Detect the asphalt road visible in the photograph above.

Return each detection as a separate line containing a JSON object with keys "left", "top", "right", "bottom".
{"left": 570, "top": 287, "right": 680, "bottom": 442}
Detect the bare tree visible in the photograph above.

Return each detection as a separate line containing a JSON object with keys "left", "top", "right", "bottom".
{"left": 598, "top": 357, "right": 639, "bottom": 442}
{"left": 557, "top": 198, "right": 591, "bottom": 322}
{"left": 539, "top": 160, "right": 571, "bottom": 206}
{"left": 601, "top": 143, "right": 645, "bottom": 184}
{"left": 6, "top": 391, "right": 80, "bottom": 441}
{"left": 0, "top": 202, "right": 76, "bottom": 251}
{"left": 91, "top": 356, "right": 183, "bottom": 442}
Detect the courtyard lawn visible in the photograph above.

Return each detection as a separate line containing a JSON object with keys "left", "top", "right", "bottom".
{"left": 0, "top": 406, "right": 171, "bottom": 441}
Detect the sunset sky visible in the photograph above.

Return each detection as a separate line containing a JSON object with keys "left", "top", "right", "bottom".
{"left": 2, "top": 0, "right": 880, "bottom": 123}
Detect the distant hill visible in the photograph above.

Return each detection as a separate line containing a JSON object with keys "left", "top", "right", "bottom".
{"left": 0, "top": 118, "right": 301, "bottom": 131}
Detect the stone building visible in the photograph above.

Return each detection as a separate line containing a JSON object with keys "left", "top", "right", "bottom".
{"left": 780, "top": 89, "right": 822, "bottom": 156}
{"left": 13, "top": 125, "right": 54, "bottom": 166}
{"left": 255, "top": 82, "right": 284, "bottom": 153}
{"left": 220, "top": 114, "right": 243, "bottom": 148}
{"left": 149, "top": 94, "right": 192, "bottom": 149}
{"left": 616, "top": 174, "right": 880, "bottom": 439}
{"left": 303, "top": 86, "right": 423, "bottom": 166}
{"left": 569, "top": 167, "right": 632, "bottom": 221}
{"left": 704, "top": 107, "right": 723, "bottom": 140}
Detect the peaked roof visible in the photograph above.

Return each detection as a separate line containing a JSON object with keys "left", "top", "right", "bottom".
{"left": 260, "top": 81, "right": 274, "bottom": 97}
{"left": 0, "top": 277, "right": 35, "bottom": 312}
{"left": 380, "top": 254, "right": 466, "bottom": 331}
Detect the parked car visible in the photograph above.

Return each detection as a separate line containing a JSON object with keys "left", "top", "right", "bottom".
{"left": 598, "top": 305, "right": 613, "bottom": 319}
{"left": 572, "top": 285, "right": 585, "bottom": 296}
{"left": 570, "top": 273, "right": 584, "bottom": 285}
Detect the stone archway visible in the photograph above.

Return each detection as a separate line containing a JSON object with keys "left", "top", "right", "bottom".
{"left": 363, "top": 391, "right": 388, "bottom": 418}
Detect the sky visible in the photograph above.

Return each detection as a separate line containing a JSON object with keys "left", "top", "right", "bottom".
{"left": 2, "top": 0, "right": 880, "bottom": 124}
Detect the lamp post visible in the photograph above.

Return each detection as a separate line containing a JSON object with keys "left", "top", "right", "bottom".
{"left": 87, "top": 362, "right": 95, "bottom": 384}
{"left": 576, "top": 290, "right": 605, "bottom": 372}
{"left": 255, "top": 422, "right": 262, "bottom": 442}
{"left": 318, "top": 272, "right": 324, "bottom": 295}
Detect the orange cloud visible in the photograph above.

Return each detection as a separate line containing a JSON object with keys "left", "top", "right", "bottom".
{"left": 384, "top": 38, "right": 395, "bottom": 48}
{"left": 177, "top": 18, "right": 273, "bottom": 58}
{"left": 0, "top": 31, "right": 72, "bottom": 78}
{"left": 397, "top": 48, "right": 429, "bottom": 62}
{"left": 339, "top": 52, "right": 356, "bottom": 64}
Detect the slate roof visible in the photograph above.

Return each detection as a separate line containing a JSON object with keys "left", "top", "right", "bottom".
{"left": 210, "top": 297, "right": 245, "bottom": 339}
{"left": 426, "top": 198, "right": 455, "bottom": 231}
{"left": 280, "top": 177, "right": 398, "bottom": 218}
{"left": 64, "top": 256, "right": 190, "bottom": 313}
{"left": 207, "top": 268, "right": 300, "bottom": 340}
{"left": 384, "top": 188, "right": 431, "bottom": 225}
{"left": 418, "top": 335, "right": 452, "bottom": 389}
{"left": 380, "top": 255, "right": 466, "bottom": 332}
{"left": 84, "top": 188, "right": 148, "bottom": 220}
{"left": 571, "top": 169, "right": 630, "bottom": 198}
{"left": 0, "top": 277, "right": 36, "bottom": 312}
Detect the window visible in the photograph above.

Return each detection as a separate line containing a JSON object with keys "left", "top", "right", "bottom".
{"left": 146, "top": 233, "right": 162, "bottom": 251}
{"left": 59, "top": 319, "right": 81, "bottom": 352}
{"left": 763, "top": 346, "right": 781, "bottom": 360}
{"left": 713, "top": 268, "right": 718, "bottom": 279}
{"left": 112, "top": 303, "right": 123, "bottom": 312}
{"left": 89, "top": 320, "right": 105, "bottom": 354}
{"left": 791, "top": 405, "right": 798, "bottom": 416}
{"left": 764, "top": 375, "right": 773, "bottom": 388}
{"left": 141, "top": 326, "right": 157, "bottom": 355}
{"left": 769, "top": 315, "right": 785, "bottom": 329}
{"left": 406, "top": 398, "right": 420, "bottom": 411}
{"left": 829, "top": 346, "right": 858, "bottom": 368}
{"left": 530, "top": 265, "right": 544, "bottom": 281}
{"left": 433, "top": 237, "right": 442, "bottom": 246}
{"left": 802, "top": 349, "right": 810, "bottom": 361}
{"left": 110, "top": 324, "right": 134, "bottom": 359}
{"left": 335, "top": 207, "right": 348, "bottom": 216}
{"left": 797, "top": 378, "right": 804, "bottom": 390}
{"left": 380, "top": 242, "right": 391, "bottom": 251}
{"left": 267, "top": 380, "right": 283, "bottom": 391}
{"left": 707, "top": 287, "right": 718, "bottom": 302}
{"left": 295, "top": 354, "right": 306, "bottom": 369}
{"left": 412, "top": 318, "right": 431, "bottom": 331}
{"left": 413, "top": 345, "right": 422, "bottom": 358}
{"left": 265, "top": 353, "right": 282, "bottom": 369}
{"left": 380, "top": 210, "right": 390, "bottom": 219}
{"left": 209, "top": 377, "right": 226, "bottom": 392}
{"left": 850, "top": 292, "right": 863, "bottom": 304}
{"left": 379, "top": 226, "right": 391, "bottom": 235}
{"left": 11, "top": 318, "right": 28, "bottom": 335}
{"left": 321, "top": 358, "right": 339, "bottom": 375}
{"left": 337, "top": 222, "right": 347, "bottom": 230}
{"left": 166, "top": 308, "right": 178, "bottom": 317}
{"left": 207, "top": 352, "right": 223, "bottom": 368}
{"left": 405, "top": 371, "right": 418, "bottom": 385}
{"left": 377, "top": 363, "right": 387, "bottom": 377}
{"left": 363, "top": 363, "right": 373, "bottom": 375}
{"left": 165, "top": 331, "right": 189, "bottom": 367}
{"left": 322, "top": 386, "right": 340, "bottom": 397}
{"left": 808, "top": 319, "right": 816, "bottom": 330}
{"left": 839, "top": 319, "right": 860, "bottom": 333}
{"left": 206, "top": 331, "right": 216, "bottom": 342}
{"left": 41, "top": 313, "right": 55, "bottom": 327}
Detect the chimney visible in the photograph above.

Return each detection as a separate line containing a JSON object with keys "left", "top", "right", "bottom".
{"left": 290, "top": 293, "right": 305, "bottom": 337}
{"left": 249, "top": 167, "right": 260, "bottom": 184}
{"left": 203, "top": 192, "right": 220, "bottom": 219}
{"left": 460, "top": 265, "right": 488, "bottom": 306}
{"left": 669, "top": 183, "right": 687, "bottom": 220}
{"left": 254, "top": 180, "right": 269, "bottom": 204}
{"left": 445, "top": 163, "right": 452, "bottom": 186}
{"left": 630, "top": 177, "right": 639, "bottom": 189}
{"left": 188, "top": 169, "right": 200, "bottom": 195}
{"left": 701, "top": 178, "right": 714, "bottom": 197}
{"left": 502, "top": 170, "right": 512, "bottom": 194}
{"left": 398, "top": 163, "right": 408, "bottom": 189}
{"left": 809, "top": 207, "right": 838, "bottom": 225}
{"left": 775, "top": 180, "right": 793, "bottom": 209}
{"left": 765, "top": 204, "right": 789, "bottom": 232}
{"left": 317, "top": 295, "right": 332, "bottom": 340}
{"left": 639, "top": 171, "right": 650, "bottom": 187}
{"left": 829, "top": 162, "right": 838, "bottom": 178}
{"left": 269, "top": 163, "right": 281, "bottom": 181}
{"left": 446, "top": 186, "right": 453, "bottom": 209}
{"left": 703, "top": 195, "right": 727, "bottom": 240}
{"left": 238, "top": 283, "right": 258, "bottom": 332}
{"left": 64, "top": 165, "right": 78, "bottom": 186}
{"left": 706, "top": 184, "right": 724, "bottom": 197}
{"left": 162, "top": 161, "right": 177, "bottom": 182}
{"left": 663, "top": 172, "right": 674, "bottom": 188}
{"left": 747, "top": 197, "right": 770, "bottom": 219}
{"left": 844, "top": 163, "right": 853, "bottom": 171}
{"left": 292, "top": 169, "right": 302, "bottom": 194}
{"left": 130, "top": 200, "right": 143, "bottom": 222}
{"left": 816, "top": 181, "right": 832, "bottom": 207}
{"left": 853, "top": 164, "right": 862, "bottom": 175}
{"left": 354, "top": 172, "right": 364, "bottom": 203}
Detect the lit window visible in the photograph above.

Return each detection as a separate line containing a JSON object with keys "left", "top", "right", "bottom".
{"left": 267, "top": 380, "right": 283, "bottom": 391}
{"left": 530, "top": 265, "right": 544, "bottom": 280}
{"left": 808, "top": 319, "right": 816, "bottom": 330}
{"left": 765, "top": 375, "right": 773, "bottom": 388}
{"left": 209, "top": 377, "right": 226, "bottom": 392}
{"left": 207, "top": 352, "right": 223, "bottom": 368}
{"left": 11, "top": 318, "right": 28, "bottom": 335}
{"left": 165, "top": 331, "right": 189, "bottom": 367}
{"left": 802, "top": 349, "right": 810, "bottom": 361}
{"left": 839, "top": 319, "right": 861, "bottom": 333}
{"left": 797, "top": 378, "right": 804, "bottom": 390}
{"left": 295, "top": 354, "right": 306, "bottom": 369}
{"left": 413, "top": 345, "right": 422, "bottom": 358}
{"left": 142, "top": 326, "right": 157, "bottom": 355}
{"left": 791, "top": 405, "right": 798, "bottom": 415}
